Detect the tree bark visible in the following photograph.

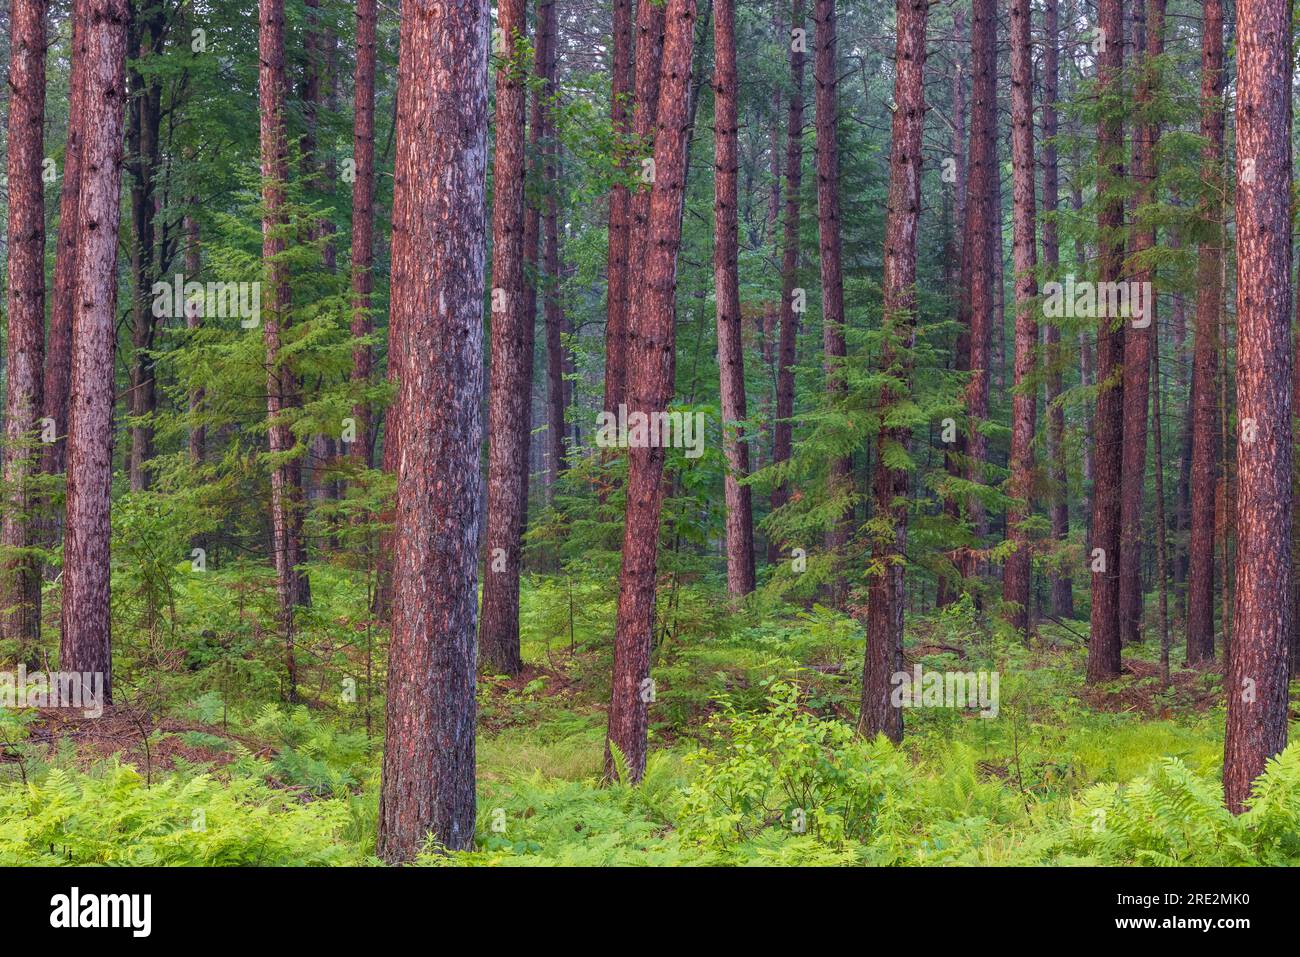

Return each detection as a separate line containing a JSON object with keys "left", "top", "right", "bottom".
{"left": 60, "top": 0, "right": 131, "bottom": 703}
{"left": 603, "top": 0, "right": 634, "bottom": 414}
{"left": 1086, "top": 0, "right": 1126, "bottom": 683}
{"left": 480, "top": 0, "right": 531, "bottom": 675}
{"left": 349, "top": 0, "right": 378, "bottom": 469}
{"left": 1187, "top": 0, "right": 1225, "bottom": 664}
{"left": 767, "top": 0, "right": 805, "bottom": 564}
{"left": 1002, "top": 0, "right": 1037, "bottom": 635}
{"left": 260, "top": 0, "right": 308, "bottom": 701}
{"left": 1223, "top": 0, "right": 1292, "bottom": 815}
{"left": 713, "top": 0, "right": 756, "bottom": 596}
{"left": 1040, "top": 0, "right": 1072, "bottom": 619}
{"left": 813, "top": 0, "right": 849, "bottom": 602}
{"left": 538, "top": 0, "right": 567, "bottom": 491}
{"left": 377, "top": 0, "right": 489, "bottom": 862}
{"left": 605, "top": 0, "right": 696, "bottom": 783}
{"left": 1, "top": 0, "right": 47, "bottom": 652}
{"left": 185, "top": 212, "right": 204, "bottom": 465}
{"left": 861, "top": 0, "right": 927, "bottom": 743}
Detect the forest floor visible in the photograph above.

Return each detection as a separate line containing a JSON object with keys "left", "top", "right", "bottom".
{"left": 1, "top": 564, "right": 1297, "bottom": 866}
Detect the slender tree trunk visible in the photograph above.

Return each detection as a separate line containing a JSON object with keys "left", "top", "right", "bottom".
{"left": 861, "top": 0, "right": 927, "bottom": 743}
{"left": 480, "top": 0, "right": 531, "bottom": 675}
{"left": 813, "top": 0, "right": 849, "bottom": 602}
{"left": 377, "top": 0, "right": 488, "bottom": 862}
{"left": 185, "top": 213, "right": 205, "bottom": 465}
{"left": 60, "top": 0, "right": 131, "bottom": 703}
{"left": 605, "top": 0, "right": 697, "bottom": 783}
{"left": 1002, "top": 0, "right": 1037, "bottom": 635}
{"left": 604, "top": 0, "right": 634, "bottom": 414}
{"left": 538, "top": 0, "right": 567, "bottom": 491}
{"left": 260, "top": 0, "right": 307, "bottom": 700}
{"left": 1187, "top": 0, "right": 1225, "bottom": 664}
{"left": 43, "top": 0, "right": 89, "bottom": 489}
{"left": 1, "top": 0, "right": 47, "bottom": 652}
{"left": 1224, "top": 0, "right": 1292, "bottom": 815}
{"left": 1040, "top": 0, "right": 1071, "bottom": 619}
{"left": 768, "top": 0, "right": 805, "bottom": 564}
{"left": 349, "top": 0, "right": 378, "bottom": 469}
{"left": 713, "top": 0, "right": 756, "bottom": 597}
{"left": 1086, "top": 0, "right": 1126, "bottom": 683}
{"left": 963, "top": 0, "right": 995, "bottom": 579}
{"left": 1153, "top": 303, "right": 1171, "bottom": 685}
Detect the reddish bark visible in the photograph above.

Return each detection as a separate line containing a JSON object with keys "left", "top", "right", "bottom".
{"left": 1223, "top": 0, "right": 1292, "bottom": 815}
{"left": 603, "top": 0, "right": 634, "bottom": 414}
{"left": 1040, "top": 0, "right": 1072, "bottom": 619}
{"left": 377, "top": 0, "right": 488, "bottom": 862}
{"left": 1, "top": 0, "right": 47, "bottom": 650}
{"left": 537, "top": 0, "right": 567, "bottom": 490}
{"left": 812, "top": 0, "right": 849, "bottom": 601}
{"left": 605, "top": 0, "right": 696, "bottom": 783}
{"left": 1187, "top": 0, "right": 1224, "bottom": 664}
{"left": 1086, "top": 0, "right": 1126, "bottom": 683}
{"left": 713, "top": 0, "right": 756, "bottom": 597}
{"left": 60, "top": 0, "right": 131, "bottom": 702}
{"left": 861, "top": 0, "right": 926, "bottom": 743}
{"left": 767, "top": 0, "right": 805, "bottom": 564}
{"left": 349, "top": 0, "right": 378, "bottom": 468}
{"left": 1001, "top": 0, "right": 1037, "bottom": 635}
{"left": 480, "top": 0, "right": 531, "bottom": 675}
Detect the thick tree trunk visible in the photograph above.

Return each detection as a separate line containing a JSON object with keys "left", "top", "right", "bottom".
{"left": 1001, "top": 0, "right": 1037, "bottom": 635}
{"left": 1223, "top": 0, "right": 1292, "bottom": 815}
{"left": 605, "top": 0, "right": 696, "bottom": 783}
{"left": 603, "top": 0, "right": 634, "bottom": 414}
{"left": 377, "top": 0, "right": 488, "bottom": 862}
{"left": 713, "top": 0, "right": 756, "bottom": 597}
{"left": 480, "top": 0, "right": 531, "bottom": 675}
{"left": 349, "top": 0, "right": 378, "bottom": 469}
{"left": 1086, "top": 0, "right": 1126, "bottom": 683}
{"left": 813, "top": 0, "right": 849, "bottom": 602}
{"left": 861, "top": 0, "right": 926, "bottom": 743}
{"left": 963, "top": 0, "right": 995, "bottom": 577}
{"left": 260, "top": 0, "right": 308, "bottom": 701}
{"left": 1, "top": 0, "right": 47, "bottom": 652}
{"left": 1040, "top": 0, "right": 1072, "bottom": 619}
{"left": 60, "top": 0, "right": 131, "bottom": 703}
{"left": 767, "top": 0, "right": 805, "bottom": 564}
{"left": 1187, "top": 0, "right": 1225, "bottom": 664}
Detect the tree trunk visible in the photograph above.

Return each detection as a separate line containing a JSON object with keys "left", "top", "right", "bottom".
{"left": 1002, "top": 0, "right": 1037, "bottom": 635}
{"left": 1, "top": 0, "right": 47, "bottom": 653}
{"left": 185, "top": 213, "right": 204, "bottom": 465}
{"left": 538, "top": 0, "right": 567, "bottom": 492}
{"left": 259, "top": 0, "right": 308, "bottom": 701}
{"left": 1086, "top": 0, "right": 1126, "bottom": 683}
{"left": 1040, "top": 0, "right": 1072, "bottom": 619}
{"left": 1187, "top": 0, "right": 1225, "bottom": 664}
{"left": 377, "top": 0, "right": 489, "bottom": 862}
{"left": 605, "top": 0, "right": 696, "bottom": 783}
{"left": 767, "top": 0, "right": 805, "bottom": 564}
{"left": 713, "top": 0, "right": 756, "bottom": 597}
{"left": 349, "top": 0, "right": 378, "bottom": 469}
{"left": 813, "top": 0, "right": 849, "bottom": 602}
{"left": 43, "top": 0, "right": 89, "bottom": 488}
{"left": 603, "top": 0, "right": 634, "bottom": 414}
{"left": 60, "top": 0, "right": 131, "bottom": 703}
{"left": 963, "top": 0, "right": 995, "bottom": 579}
{"left": 1223, "top": 0, "right": 1292, "bottom": 815}
{"left": 480, "top": 0, "right": 531, "bottom": 675}
{"left": 861, "top": 0, "right": 927, "bottom": 743}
